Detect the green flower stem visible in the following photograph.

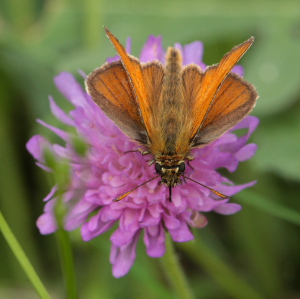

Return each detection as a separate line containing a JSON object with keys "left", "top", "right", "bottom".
{"left": 54, "top": 196, "right": 78, "bottom": 299}
{"left": 0, "top": 211, "right": 51, "bottom": 299}
{"left": 55, "top": 228, "right": 78, "bottom": 299}
{"left": 177, "top": 238, "right": 265, "bottom": 299}
{"left": 160, "top": 233, "right": 195, "bottom": 299}
{"left": 45, "top": 149, "right": 77, "bottom": 299}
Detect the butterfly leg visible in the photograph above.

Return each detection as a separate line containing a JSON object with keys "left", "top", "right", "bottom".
{"left": 125, "top": 148, "right": 154, "bottom": 165}
{"left": 186, "top": 155, "right": 194, "bottom": 170}
{"left": 148, "top": 159, "right": 155, "bottom": 166}
{"left": 186, "top": 155, "right": 194, "bottom": 161}
{"left": 124, "top": 148, "right": 150, "bottom": 155}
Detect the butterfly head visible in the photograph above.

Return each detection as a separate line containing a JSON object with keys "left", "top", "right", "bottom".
{"left": 155, "top": 155, "right": 186, "bottom": 187}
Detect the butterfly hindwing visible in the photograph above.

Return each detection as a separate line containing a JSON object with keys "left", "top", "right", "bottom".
{"left": 191, "top": 72, "right": 258, "bottom": 147}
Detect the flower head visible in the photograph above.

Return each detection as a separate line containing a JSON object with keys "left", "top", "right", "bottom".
{"left": 27, "top": 35, "right": 258, "bottom": 278}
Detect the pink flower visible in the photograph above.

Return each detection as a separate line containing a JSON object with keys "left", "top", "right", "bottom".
{"left": 27, "top": 35, "right": 258, "bottom": 278}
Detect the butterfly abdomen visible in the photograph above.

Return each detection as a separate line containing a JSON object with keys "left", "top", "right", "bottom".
{"left": 152, "top": 47, "right": 191, "bottom": 156}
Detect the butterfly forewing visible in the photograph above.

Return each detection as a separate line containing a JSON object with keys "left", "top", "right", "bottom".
{"left": 187, "top": 37, "right": 255, "bottom": 141}
{"left": 105, "top": 28, "right": 155, "bottom": 139}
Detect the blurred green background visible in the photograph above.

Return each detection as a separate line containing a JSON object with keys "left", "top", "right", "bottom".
{"left": 1, "top": 0, "right": 300, "bottom": 298}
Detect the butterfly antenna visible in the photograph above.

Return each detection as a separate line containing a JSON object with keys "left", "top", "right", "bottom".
{"left": 183, "top": 176, "right": 229, "bottom": 199}
{"left": 113, "top": 174, "right": 160, "bottom": 202}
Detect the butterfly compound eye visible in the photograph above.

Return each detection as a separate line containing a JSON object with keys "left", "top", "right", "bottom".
{"left": 178, "top": 162, "right": 185, "bottom": 173}
{"left": 155, "top": 163, "right": 163, "bottom": 174}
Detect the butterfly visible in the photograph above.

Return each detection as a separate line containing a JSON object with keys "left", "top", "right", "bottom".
{"left": 86, "top": 28, "right": 258, "bottom": 202}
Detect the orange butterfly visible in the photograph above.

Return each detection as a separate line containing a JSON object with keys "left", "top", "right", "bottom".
{"left": 86, "top": 28, "right": 258, "bottom": 202}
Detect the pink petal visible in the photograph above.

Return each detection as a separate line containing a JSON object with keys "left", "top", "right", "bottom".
{"left": 236, "top": 143, "right": 258, "bottom": 161}
{"left": 43, "top": 186, "right": 57, "bottom": 202}
{"left": 144, "top": 224, "right": 166, "bottom": 257}
{"left": 26, "top": 135, "right": 50, "bottom": 161}
{"left": 232, "top": 65, "right": 244, "bottom": 76}
{"left": 214, "top": 203, "right": 242, "bottom": 215}
{"left": 169, "top": 221, "right": 194, "bottom": 242}
{"left": 37, "top": 119, "right": 69, "bottom": 141}
{"left": 140, "top": 35, "right": 165, "bottom": 63}
{"left": 110, "top": 231, "right": 140, "bottom": 278}
{"left": 36, "top": 213, "right": 57, "bottom": 234}
{"left": 54, "top": 72, "right": 87, "bottom": 107}
{"left": 49, "top": 96, "right": 75, "bottom": 126}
